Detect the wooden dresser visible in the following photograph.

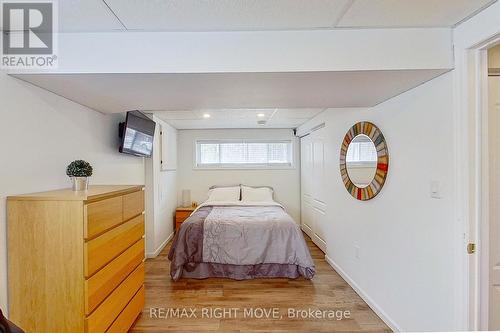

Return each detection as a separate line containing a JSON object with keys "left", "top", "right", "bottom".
{"left": 7, "top": 185, "right": 145, "bottom": 333}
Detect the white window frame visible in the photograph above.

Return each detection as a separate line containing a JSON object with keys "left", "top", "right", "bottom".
{"left": 194, "top": 139, "right": 294, "bottom": 170}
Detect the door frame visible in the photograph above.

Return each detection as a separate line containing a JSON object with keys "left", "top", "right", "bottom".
{"left": 456, "top": 33, "right": 500, "bottom": 330}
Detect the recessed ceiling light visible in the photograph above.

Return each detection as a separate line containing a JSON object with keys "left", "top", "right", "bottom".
{"left": 257, "top": 113, "right": 265, "bottom": 118}
{"left": 203, "top": 113, "right": 211, "bottom": 118}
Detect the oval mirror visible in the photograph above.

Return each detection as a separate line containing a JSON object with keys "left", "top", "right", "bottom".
{"left": 340, "top": 122, "right": 389, "bottom": 201}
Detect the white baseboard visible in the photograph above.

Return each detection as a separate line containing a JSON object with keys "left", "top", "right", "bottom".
{"left": 301, "top": 224, "right": 313, "bottom": 238}
{"left": 146, "top": 231, "right": 174, "bottom": 258}
{"left": 324, "top": 255, "right": 401, "bottom": 332}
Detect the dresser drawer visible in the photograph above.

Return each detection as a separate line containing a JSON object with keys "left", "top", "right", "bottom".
{"left": 106, "top": 286, "right": 145, "bottom": 333}
{"left": 85, "top": 196, "right": 123, "bottom": 240}
{"left": 85, "top": 263, "right": 144, "bottom": 333}
{"left": 85, "top": 239, "right": 144, "bottom": 314}
{"left": 123, "top": 190, "right": 144, "bottom": 221}
{"left": 85, "top": 215, "right": 144, "bottom": 277}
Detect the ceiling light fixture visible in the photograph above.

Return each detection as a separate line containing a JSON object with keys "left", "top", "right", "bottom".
{"left": 257, "top": 113, "right": 265, "bottom": 118}
{"left": 203, "top": 113, "right": 211, "bottom": 118}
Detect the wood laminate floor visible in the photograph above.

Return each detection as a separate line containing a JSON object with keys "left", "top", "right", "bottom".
{"left": 130, "top": 234, "right": 391, "bottom": 333}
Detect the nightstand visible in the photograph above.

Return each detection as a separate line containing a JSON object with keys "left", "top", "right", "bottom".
{"left": 175, "top": 206, "right": 196, "bottom": 231}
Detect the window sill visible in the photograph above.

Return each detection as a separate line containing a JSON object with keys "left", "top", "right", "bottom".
{"left": 194, "top": 165, "right": 295, "bottom": 171}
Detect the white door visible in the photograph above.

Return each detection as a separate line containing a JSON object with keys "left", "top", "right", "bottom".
{"left": 312, "top": 138, "right": 325, "bottom": 204}
{"left": 301, "top": 199, "right": 314, "bottom": 238}
{"left": 300, "top": 136, "right": 314, "bottom": 237}
{"left": 300, "top": 127, "right": 327, "bottom": 252}
{"left": 312, "top": 203, "right": 327, "bottom": 252}
{"left": 300, "top": 136, "right": 313, "bottom": 198}
{"left": 489, "top": 76, "right": 500, "bottom": 329}
{"left": 310, "top": 127, "right": 327, "bottom": 252}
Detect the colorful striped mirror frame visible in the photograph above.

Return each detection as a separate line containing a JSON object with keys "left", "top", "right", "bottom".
{"left": 340, "top": 121, "right": 389, "bottom": 201}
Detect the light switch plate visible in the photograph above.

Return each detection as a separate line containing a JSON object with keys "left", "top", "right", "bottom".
{"left": 354, "top": 245, "right": 360, "bottom": 259}
{"left": 430, "top": 180, "right": 441, "bottom": 199}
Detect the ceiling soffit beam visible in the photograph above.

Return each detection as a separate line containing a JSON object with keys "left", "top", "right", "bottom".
{"left": 7, "top": 28, "right": 453, "bottom": 75}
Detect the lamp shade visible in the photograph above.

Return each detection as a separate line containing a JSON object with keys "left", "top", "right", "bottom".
{"left": 181, "top": 189, "right": 191, "bottom": 207}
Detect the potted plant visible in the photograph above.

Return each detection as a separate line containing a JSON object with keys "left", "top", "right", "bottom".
{"left": 66, "top": 160, "right": 93, "bottom": 191}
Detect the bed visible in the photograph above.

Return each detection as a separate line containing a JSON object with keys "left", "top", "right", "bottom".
{"left": 168, "top": 185, "right": 315, "bottom": 281}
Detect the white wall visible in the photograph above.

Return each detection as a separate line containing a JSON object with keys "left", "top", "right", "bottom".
{"left": 298, "top": 72, "right": 457, "bottom": 331}
{"left": 144, "top": 116, "right": 177, "bottom": 257}
{"left": 176, "top": 129, "right": 300, "bottom": 222}
{"left": 0, "top": 72, "right": 145, "bottom": 313}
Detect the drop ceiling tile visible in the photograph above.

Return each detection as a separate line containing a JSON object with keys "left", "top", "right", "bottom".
{"left": 192, "top": 109, "right": 231, "bottom": 119}
{"left": 267, "top": 118, "right": 311, "bottom": 127}
{"left": 58, "top": 0, "right": 125, "bottom": 32}
{"left": 272, "top": 108, "right": 324, "bottom": 119}
{"left": 166, "top": 118, "right": 260, "bottom": 129}
{"left": 232, "top": 109, "right": 275, "bottom": 119}
{"left": 6, "top": 0, "right": 493, "bottom": 33}
{"left": 337, "top": 0, "right": 494, "bottom": 28}
{"left": 154, "top": 110, "right": 197, "bottom": 120}
{"left": 190, "top": 108, "right": 274, "bottom": 120}
{"left": 161, "top": 109, "right": 318, "bottom": 129}
{"left": 105, "top": 0, "right": 352, "bottom": 31}
{"left": 164, "top": 119, "right": 203, "bottom": 129}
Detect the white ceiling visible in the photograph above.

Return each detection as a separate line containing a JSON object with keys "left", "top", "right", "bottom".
{"left": 12, "top": 69, "right": 447, "bottom": 128}
{"left": 336, "top": 0, "right": 494, "bottom": 28}
{"left": 6, "top": 1, "right": 491, "bottom": 128}
{"left": 50, "top": 0, "right": 496, "bottom": 32}
{"left": 103, "top": 0, "right": 352, "bottom": 32}
{"left": 154, "top": 108, "right": 325, "bottom": 129}
{"left": 58, "top": 0, "right": 124, "bottom": 32}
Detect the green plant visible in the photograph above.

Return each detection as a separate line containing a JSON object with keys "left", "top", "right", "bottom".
{"left": 66, "top": 160, "right": 93, "bottom": 177}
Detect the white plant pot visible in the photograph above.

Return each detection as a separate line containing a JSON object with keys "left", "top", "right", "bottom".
{"left": 71, "top": 177, "right": 89, "bottom": 191}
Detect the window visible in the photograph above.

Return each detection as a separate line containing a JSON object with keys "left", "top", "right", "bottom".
{"left": 195, "top": 140, "right": 293, "bottom": 168}
{"left": 346, "top": 135, "right": 377, "bottom": 166}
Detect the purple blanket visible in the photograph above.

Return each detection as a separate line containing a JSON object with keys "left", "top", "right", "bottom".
{"left": 168, "top": 205, "right": 315, "bottom": 281}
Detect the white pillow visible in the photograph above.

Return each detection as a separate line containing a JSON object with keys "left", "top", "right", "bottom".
{"left": 207, "top": 187, "right": 240, "bottom": 202}
{"left": 241, "top": 186, "right": 274, "bottom": 202}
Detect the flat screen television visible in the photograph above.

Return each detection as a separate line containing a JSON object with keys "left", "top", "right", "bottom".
{"left": 119, "top": 111, "right": 156, "bottom": 157}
